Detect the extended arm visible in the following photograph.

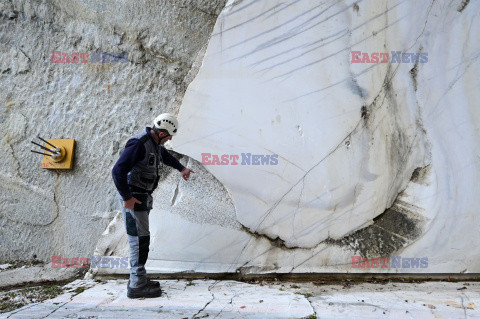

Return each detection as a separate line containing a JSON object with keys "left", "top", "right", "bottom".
{"left": 160, "top": 146, "right": 185, "bottom": 172}
{"left": 159, "top": 146, "right": 194, "bottom": 181}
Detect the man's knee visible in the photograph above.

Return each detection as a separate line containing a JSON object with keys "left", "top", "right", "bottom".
{"left": 125, "top": 211, "right": 138, "bottom": 236}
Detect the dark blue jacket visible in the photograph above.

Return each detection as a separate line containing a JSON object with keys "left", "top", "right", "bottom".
{"left": 112, "top": 128, "right": 185, "bottom": 201}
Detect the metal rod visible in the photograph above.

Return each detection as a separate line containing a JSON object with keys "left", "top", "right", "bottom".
{"left": 31, "top": 141, "right": 56, "bottom": 153}
{"left": 37, "top": 136, "right": 59, "bottom": 150}
{"left": 31, "top": 150, "right": 53, "bottom": 157}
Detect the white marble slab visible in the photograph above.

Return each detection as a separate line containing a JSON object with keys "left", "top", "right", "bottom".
{"left": 145, "top": 0, "right": 479, "bottom": 273}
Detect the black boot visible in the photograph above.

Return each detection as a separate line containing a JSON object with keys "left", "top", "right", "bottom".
{"left": 146, "top": 278, "right": 160, "bottom": 288}
{"left": 127, "top": 284, "right": 162, "bottom": 298}
{"left": 129, "top": 279, "right": 160, "bottom": 288}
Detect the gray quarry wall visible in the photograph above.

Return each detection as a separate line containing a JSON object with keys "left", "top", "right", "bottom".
{"left": 0, "top": 0, "right": 226, "bottom": 262}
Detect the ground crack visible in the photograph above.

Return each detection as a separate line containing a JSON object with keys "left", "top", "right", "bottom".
{"left": 460, "top": 294, "right": 467, "bottom": 319}
{"left": 6, "top": 303, "right": 37, "bottom": 318}
{"left": 39, "top": 290, "right": 77, "bottom": 319}
{"left": 213, "top": 291, "right": 240, "bottom": 319}
{"left": 305, "top": 296, "right": 317, "bottom": 319}
{"left": 191, "top": 282, "right": 216, "bottom": 319}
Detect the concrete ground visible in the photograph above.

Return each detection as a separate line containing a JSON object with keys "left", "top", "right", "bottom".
{"left": 2, "top": 279, "right": 480, "bottom": 318}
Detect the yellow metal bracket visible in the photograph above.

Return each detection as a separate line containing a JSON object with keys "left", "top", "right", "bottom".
{"left": 39, "top": 139, "right": 75, "bottom": 170}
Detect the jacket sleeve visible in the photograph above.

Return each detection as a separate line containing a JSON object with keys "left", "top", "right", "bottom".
{"left": 112, "top": 139, "right": 146, "bottom": 201}
{"left": 160, "top": 146, "right": 185, "bottom": 172}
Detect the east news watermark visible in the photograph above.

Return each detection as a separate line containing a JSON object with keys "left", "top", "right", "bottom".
{"left": 51, "top": 256, "right": 129, "bottom": 269}
{"left": 201, "top": 153, "right": 278, "bottom": 165}
{"left": 351, "top": 256, "right": 428, "bottom": 269}
{"left": 51, "top": 51, "right": 128, "bottom": 64}
{"left": 350, "top": 51, "right": 428, "bottom": 63}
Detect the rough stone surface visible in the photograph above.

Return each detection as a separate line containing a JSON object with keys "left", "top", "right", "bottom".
{"left": 0, "top": 0, "right": 226, "bottom": 262}
{"left": 155, "top": 151, "right": 240, "bottom": 229}
{"left": 0, "top": 264, "right": 80, "bottom": 288}
{"left": 2, "top": 279, "right": 480, "bottom": 318}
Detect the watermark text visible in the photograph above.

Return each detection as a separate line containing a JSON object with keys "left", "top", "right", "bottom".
{"left": 351, "top": 51, "right": 428, "bottom": 63}
{"left": 51, "top": 256, "right": 129, "bottom": 269}
{"left": 51, "top": 51, "right": 128, "bottom": 63}
{"left": 351, "top": 256, "right": 428, "bottom": 268}
{"left": 201, "top": 153, "right": 278, "bottom": 165}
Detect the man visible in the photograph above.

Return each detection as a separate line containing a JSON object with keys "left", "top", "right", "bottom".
{"left": 112, "top": 113, "right": 194, "bottom": 298}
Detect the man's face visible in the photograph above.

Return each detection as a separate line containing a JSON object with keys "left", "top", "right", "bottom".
{"left": 159, "top": 132, "right": 172, "bottom": 145}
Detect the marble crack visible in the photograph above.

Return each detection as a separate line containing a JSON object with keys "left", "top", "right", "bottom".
{"left": 290, "top": 246, "right": 332, "bottom": 271}
{"left": 407, "top": 0, "right": 436, "bottom": 52}
{"left": 217, "top": 2, "right": 284, "bottom": 34}
{"left": 409, "top": 47, "right": 422, "bottom": 91}
{"left": 240, "top": 225, "right": 309, "bottom": 250}
{"left": 255, "top": 126, "right": 356, "bottom": 228}
{"left": 457, "top": 0, "right": 470, "bottom": 12}
{"left": 222, "top": 0, "right": 345, "bottom": 53}
{"left": 256, "top": 2, "right": 402, "bottom": 74}
{"left": 292, "top": 178, "right": 306, "bottom": 241}
{"left": 427, "top": 52, "right": 480, "bottom": 118}
{"left": 270, "top": 13, "right": 405, "bottom": 80}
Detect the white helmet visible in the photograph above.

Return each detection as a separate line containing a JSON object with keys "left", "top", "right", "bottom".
{"left": 153, "top": 113, "right": 178, "bottom": 136}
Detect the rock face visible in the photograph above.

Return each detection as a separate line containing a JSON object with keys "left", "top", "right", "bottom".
{"left": 169, "top": 0, "right": 480, "bottom": 273}
{"left": 0, "top": 0, "right": 225, "bottom": 262}
{"left": 1, "top": 0, "right": 479, "bottom": 274}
